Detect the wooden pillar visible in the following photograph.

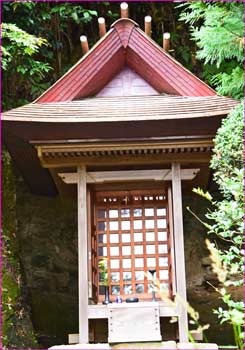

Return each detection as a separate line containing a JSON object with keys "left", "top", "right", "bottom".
{"left": 163, "top": 32, "right": 170, "bottom": 52}
{"left": 144, "top": 16, "right": 152, "bottom": 37}
{"left": 80, "top": 35, "right": 89, "bottom": 55}
{"left": 77, "top": 166, "right": 89, "bottom": 343}
{"left": 171, "top": 163, "right": 188, "bottom": 342}
{"left": 120, "top": 2, "right": 129, "bottom": 18}
{"left": 167, "top": 186, "right": 177, "bottom": 296}
{"left": 98, "top": 17, "right": 106, "bottom": 38}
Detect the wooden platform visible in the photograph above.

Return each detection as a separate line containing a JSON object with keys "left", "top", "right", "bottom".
{"left": 88, "top": 301, "right": 178, "bottom": 319}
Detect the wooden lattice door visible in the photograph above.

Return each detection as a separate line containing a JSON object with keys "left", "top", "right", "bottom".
{"left": 93, "top": 189, "right": 172, "bottom": 302}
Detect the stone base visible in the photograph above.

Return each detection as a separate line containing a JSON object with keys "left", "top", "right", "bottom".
{"left": 50, "top": 342, "right": 218, "bottom": 350}
{"left": 111, "top": 341, "right": 177, "bottom": 349}
{"left": 177, "top": 343, "right": 218, "bottom": 349}
{"left": 50, "top": 345, "right": 110, "bottom": 350}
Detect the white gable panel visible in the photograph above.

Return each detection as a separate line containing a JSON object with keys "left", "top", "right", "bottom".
{"left": 97, "top": 66, "right": 159, "bottom": 97}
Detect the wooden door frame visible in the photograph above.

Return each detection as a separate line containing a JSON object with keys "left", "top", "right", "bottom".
{"left": 76, "top": 164, "right": 190, "bottom": 343}
{"left": 93, "top": 188, "right": 172, "bottom": 302}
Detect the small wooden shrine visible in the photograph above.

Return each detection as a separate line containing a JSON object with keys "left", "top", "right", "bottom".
{"left": 3, "top": 3, "right": 238, "bottom": 348}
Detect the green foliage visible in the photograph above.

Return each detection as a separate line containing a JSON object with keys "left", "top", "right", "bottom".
{"left": 2, "top": 2, "right": 115, "bottom": 109}
{"left": 2, "top": 270, "right": 20, "bottom": 344}
{"left": 98, "top": 258, "right": 109, "bottom": 286}
{"left": 211, "top": 102, "right": 244, "bottom": 183}
{"left": 209, "top": 101, "right": 244, "bottom": 281}
{"left": 2, "top": 1, "right": 201, "bottom": 110}
{"left": 2, "top": 22, "right": 51, "bottom": 110}
{"left": 2, "top": 23, "right": 48, "bottom": 69}
{"left": 179, "top": 1, "right": 244, "bottom": 98}
{"left": 211, "top": 66, "right": 244, "bottom": 100}
{"left": 181, "top": 4, "right": 244, "bottom": 345}
{"left": 49, "top": 4, "right": 98, "bottom": 24}
{"left": 193, "top": 102, "right": 244, "bottom": 348}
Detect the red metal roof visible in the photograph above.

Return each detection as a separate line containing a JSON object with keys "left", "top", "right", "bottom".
{"left": 36, "top": 19, "right": 216, "bottom": 103}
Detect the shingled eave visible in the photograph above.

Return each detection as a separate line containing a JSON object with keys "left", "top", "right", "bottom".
{"left": 2, "top": 95, "right": 238, "bottom": 123}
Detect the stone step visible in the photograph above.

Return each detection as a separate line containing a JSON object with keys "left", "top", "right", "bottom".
{"left": 50, "top": 342, "right": 218, "bottom": 350}
{"left": 111, "top": 341, "right": 177, "bottom": 349}
{"left": 177, "top": 343, "right": 218, "bottom": 350}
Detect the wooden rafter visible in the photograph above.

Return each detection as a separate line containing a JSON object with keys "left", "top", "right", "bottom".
{"left": 39, "top": 152, "right": 211, "bottom": 169}
{"left": 36, "top": 139, "right": 213, "bottom": 169}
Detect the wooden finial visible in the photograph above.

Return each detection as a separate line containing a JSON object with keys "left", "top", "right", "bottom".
{"left": 80, "top": 35, "right": 89, "bottom": 55}
{"left": 98, "top": 17, "right": 106, "bottom": 38}
{"left": 144, "top": 16, "right": 152, "bottom": 37}
{"left": 120, "top": 2, "right": 129, "bottom": 18}
{"left": 163, "top": 32, "right": 170, "bottom": 52}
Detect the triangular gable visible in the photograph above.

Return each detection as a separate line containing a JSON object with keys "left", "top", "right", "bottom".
{"left": 36, "top": 19, "right": 215, "bottom": 103}
{"left": 96, "top": 66, "right": 159, "bottom": 97}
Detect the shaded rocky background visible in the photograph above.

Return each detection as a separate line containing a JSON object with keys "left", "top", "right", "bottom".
{"left": 4, "top": 167, "right": 239, "bottom": 348}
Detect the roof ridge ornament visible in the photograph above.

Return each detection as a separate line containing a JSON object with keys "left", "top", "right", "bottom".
{"left": 110, "top": 18, "right": 139, "bottom": 29}
{"left": 112, "top": 19, "right": 137, "bottom": 48}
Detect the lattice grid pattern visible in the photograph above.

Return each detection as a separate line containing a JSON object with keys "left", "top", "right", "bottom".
{"left": 94, "top": 190, "right": 172, "bottom": 302}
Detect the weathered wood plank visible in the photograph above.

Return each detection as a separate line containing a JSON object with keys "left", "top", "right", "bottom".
{"left": 59, "top": 169, "right": 199, "bottom": 184}
{"left": 40, "top": 152, "right": 212, "bottom": 169}
{"left": 37, "top": 138, "right": 214, "bottom": 153}
{"left": 88, "top": 302, "right": 179, "bottom": 319}
{"left": 97, "top": 67, "right": 158, "bottom": 97}
{"left": 87, "top": 188, "right": 93, "bottom": 299}
{"left": 171, "top": 163, "right": 188, "bottom": 342}
{"left": 3, "top": 95, "right": 238, "bottom": 122}
{"left": 168, "top": 186, "right": 177, "bottom": 296}
{"left": 77, "top": 166, "right": 89, "bottom": 343}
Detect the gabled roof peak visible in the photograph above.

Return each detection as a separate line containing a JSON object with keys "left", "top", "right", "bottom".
{"left": 35, "top": 9, "right": 216, "bottom": 103}
{"left": 111, "top": 18, "right": 139, "bottom": 29}
{"left": 113, "top": 18, "right": 138, "bottom": 48}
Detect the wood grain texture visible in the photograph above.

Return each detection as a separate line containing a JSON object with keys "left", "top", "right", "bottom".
{"left": 171, "top": 163, "right": 188, "bottom": 342}
{"left": 77, "top": 166, "right": 89, "bottom": 343}
{"left": 168, "top": 186, "right": 177, "bottom": 296}
{"left": 97, "top": 67, "right": 158, "bottom": 97}
{"left": 88, "top": 302, "right": 178, "bottom": 319}
{"left": 38, "top": 139, "right": 213, "bottom": 153}
{"left": 3, "top": 15, "right": 237, "bottom": 197}
{"left": 3, "top": 95, "right": 238, "bottom": 122}
{"left": 58, "top": 169, "right": 199, "bottom": 184}
{"left": 94, "top": 190, "right": 171, "bottom": 302}
{"left": 108, "top": 303, "right": 162, "bottom": 342}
